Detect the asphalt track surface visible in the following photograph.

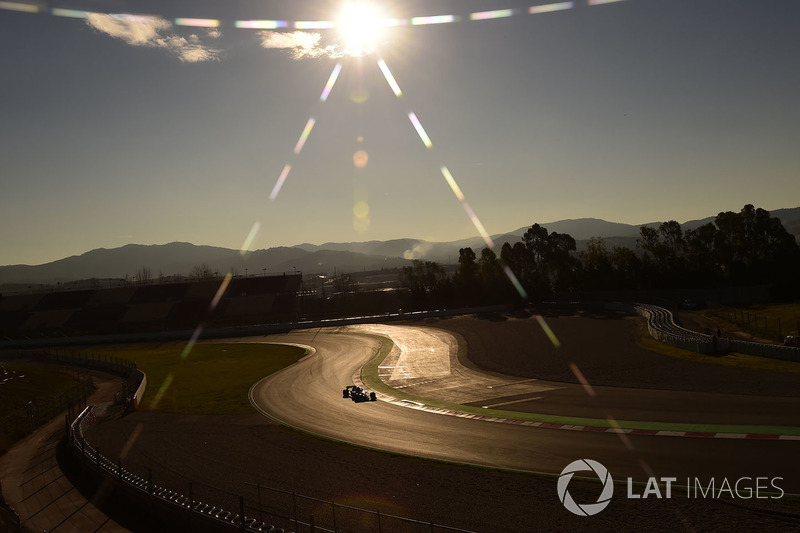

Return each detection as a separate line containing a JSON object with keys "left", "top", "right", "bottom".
{"left": 249, "top": 325, "right": 800, "bottom": 493}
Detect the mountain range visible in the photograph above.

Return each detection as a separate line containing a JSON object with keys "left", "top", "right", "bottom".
{"left": 2, "top": 207, "right": 798, "bottom": 286}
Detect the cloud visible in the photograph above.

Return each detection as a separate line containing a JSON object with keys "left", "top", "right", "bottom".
{"left": 86, "top": 14, "right": 221, "bottom": 63}
{"left": 258, "top": 30, "right": 341, "bottom": 59}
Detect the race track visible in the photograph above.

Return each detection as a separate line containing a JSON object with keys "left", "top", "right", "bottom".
{"left": 249, "top": 325, "right": 800, "bottom": 492}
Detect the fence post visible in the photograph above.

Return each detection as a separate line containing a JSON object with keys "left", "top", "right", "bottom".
{"left": 332, "top": 502, "right": 338, "bottom": 533}
{"left": 377, "top": 510, "right": 383, "bottom": 533}
{"left": 257, "top": 483, "right": 263, "bottom": 526}
{"left": 310, "top": 513, "right": 315, "bottom": 533}
{"left": 292, "top": 492, "right": 298, "bottom": 531}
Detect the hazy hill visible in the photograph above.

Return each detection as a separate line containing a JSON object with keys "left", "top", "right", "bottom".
{"left": 0, "top": 244, "right": 410, "bottom": 285}
{"left": 2, "top": 207, "right": 797, "bottom": 286}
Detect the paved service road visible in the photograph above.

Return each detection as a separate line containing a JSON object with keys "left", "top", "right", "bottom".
{"left": 249, "top": 327, "right": 800, "bottom": 493}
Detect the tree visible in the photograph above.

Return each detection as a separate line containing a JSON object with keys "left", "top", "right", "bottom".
{"left": 399, "top": 260, "right": 448, "bottom": 297}
{"left": 637, "top": 221, "right": 687, "bottom": 287}
{"left": 453, "top": 247, "right": 480, "bottom": 299}
{"left": 190, "top": 262, "right": 215, "bottom": 280}
{"left": 580, "top": 237, "right": 613, "bottom": 290}
{"left": 478, "top": 247, "right": 507, "bottom": 299}
{"left": 134, "top": 266, "right": 152, "bottom": 285}
{"left": 713, "top": 204, "right": 800, "bottom": 287}
{"left": 610, "top": 245, "right": 643, "bottom": 289}
{"left": 685, "top": 222, "right": 719, "bottom": 286}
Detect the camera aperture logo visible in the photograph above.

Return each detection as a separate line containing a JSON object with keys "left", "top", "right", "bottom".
{"left": 558, "top": 459, "right": 786, "bottom": 516}
{"left": 558, "top": 459, "right": 614, "bottom": 516}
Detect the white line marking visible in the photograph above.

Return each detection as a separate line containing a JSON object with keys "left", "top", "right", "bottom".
{"left": 482, "top": 396, "right": 543, "bottom": 409}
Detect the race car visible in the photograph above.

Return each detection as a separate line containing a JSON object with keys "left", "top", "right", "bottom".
{"left": 342, "top": 385, "right": 377, "bottom": 403}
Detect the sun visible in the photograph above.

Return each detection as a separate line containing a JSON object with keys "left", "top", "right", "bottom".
{"left": 336, "top": 1, "right": 386, "bottom": 55}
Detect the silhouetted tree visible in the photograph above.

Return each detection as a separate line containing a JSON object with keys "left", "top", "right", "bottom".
{"left": 453, "top": 247, "right": 480, "bottom": 301}
{"left": 135, "top": 266, "right": 152, "bottom": 285}
{"left": 580, "top": 237, "right": 614, "bottom": 290}
{"left": 478, "top": 247, "right": 507, "bottom": 300}
{"left": 190, "top": 262, "right": 215, "bottom": 280}
{"left": 399, "top": 260, "right": 448, "bottom": 297}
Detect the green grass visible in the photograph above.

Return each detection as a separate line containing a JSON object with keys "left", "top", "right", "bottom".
{"left": 97, "top": 343, "right": 307, "bottom": 414}
{"left": 358, "top": 334, "right": 800, "bottom": 435}
{"left": 637, "top": 333, "right": 800, "bottom": 375}
{"left": 703, "top": 301, "right": 800, "bottom": 341}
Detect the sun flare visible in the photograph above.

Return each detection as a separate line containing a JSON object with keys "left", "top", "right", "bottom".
{"left": 337, "top": 1, "right": 386, "bottom": 55}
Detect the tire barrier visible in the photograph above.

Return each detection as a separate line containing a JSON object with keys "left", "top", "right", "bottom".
{"left": 635, "top": 303, "right": 800, "bottom": 362}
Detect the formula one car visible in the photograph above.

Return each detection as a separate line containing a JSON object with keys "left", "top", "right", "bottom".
{"left": 342, "top": 385, "right": 377, "bottom": 403}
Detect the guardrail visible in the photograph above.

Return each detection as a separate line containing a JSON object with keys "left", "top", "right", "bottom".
{"left": 68, "top": 405, "right": 477, "bottom": 533}
{"left": 635, "top": 303, "right": 800, "bottom": 362}
{"left": 70, "top": 406, "right": 276, "bottom": 532}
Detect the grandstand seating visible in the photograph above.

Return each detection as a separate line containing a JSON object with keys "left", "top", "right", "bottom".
{"left": 33, "top": 290, "right": 95, "bottom": 311}
{"left": 0, "top": 274, "right": 301, "bottom": 339}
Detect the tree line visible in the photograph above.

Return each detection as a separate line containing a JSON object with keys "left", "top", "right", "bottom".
{"left": 398, "top": 205, "right": 800, "bottom": 304}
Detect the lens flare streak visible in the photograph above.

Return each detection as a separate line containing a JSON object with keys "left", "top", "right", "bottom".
{"left": 0, "top": 1, "right": 38, "bottom": 13}
{"left": 269, "top": 164, "right": 292, "bottom": 200}
{"left": 408, "top": 112, "right": 432, "bottom": 148}
{"left": 440, "top": 166, "right": 464, "bottom": 201}
{"left": 210, "top": 272, "right": 233, "bottom": 311}
{"left": 462, "top": 202, "right": 494, "bottom": 249}
{"left": 240, "top": 222, "right": 261, "bottom": 254}
{"left": 529, "top": 2, "right": 574, "bottom": 14}
{"left": 150, "top": 373, "right": 174, "bottom": 409}
{"left": 502, "top": 266, "right": 529, "bottom": 300}
{"left": 294, "top": 117, "right": 316, "bottom": 154}
{"left": 411, "top": 15, "right": 457, "bottom": 26}
{"left": 377, "top": 59, "right": 402, "bottom": 97}
{"left": 52, "top": 8, "right": 91, "bottom": 18}
{"left": 175, "top": 18, "right": 219, "bottom": 28}
{"left": 12, "top": 0, "right": 632, "bottom": 34}
{"left": 180, "top": 325, "right": 203, "bottom": 360}
{"left": 235, "top": 20, "right": 288, "bottom": 29}
{"left": 470, "top": 9, "right": 515, "bottom": 21}
{"left": 537, "top": 315, "right": 562, "bottom": 348}
{"left": 320, "top": 63, "right": 342, "bottom": 102}
{"left": 569, "top": 362, "right": 594, "bottom": 395}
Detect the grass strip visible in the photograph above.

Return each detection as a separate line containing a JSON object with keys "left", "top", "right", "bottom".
{"left": 358, "top": 334, "right": 800, "bottom": 436}
{"left": 95, "top": 343, "right": 306, "bottom": 414}
{"left": 639, "top": 331, "right": 800, "bottom": 375}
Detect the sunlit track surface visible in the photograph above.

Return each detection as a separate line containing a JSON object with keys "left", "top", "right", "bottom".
{"left": 249, "top": 328, "right": 800, "bottom": 492}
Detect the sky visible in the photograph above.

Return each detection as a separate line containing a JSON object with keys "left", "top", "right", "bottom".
{"left": 1, "top": 0, "right": 798, "bottom": 266}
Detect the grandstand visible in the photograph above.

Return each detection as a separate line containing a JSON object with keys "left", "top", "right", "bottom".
{"left": 0, "top": 274, "right": 301, "bottom": 339}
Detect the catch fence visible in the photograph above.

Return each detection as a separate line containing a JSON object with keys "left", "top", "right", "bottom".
{"left": 68, "top": 405, "right": 476, "bottom": 533}
{"left": 636, "top": 304, "right": 800, "bottom": 362}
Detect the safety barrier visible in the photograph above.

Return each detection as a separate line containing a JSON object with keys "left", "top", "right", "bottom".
{"left": 68, "top": 405, "right": 476, "bottom": 533}
{"left": 635, "top": 304, "right": 800, "bottom": 362}
{"left": 69, "top": 406, "right": 283, "bottom": 532}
